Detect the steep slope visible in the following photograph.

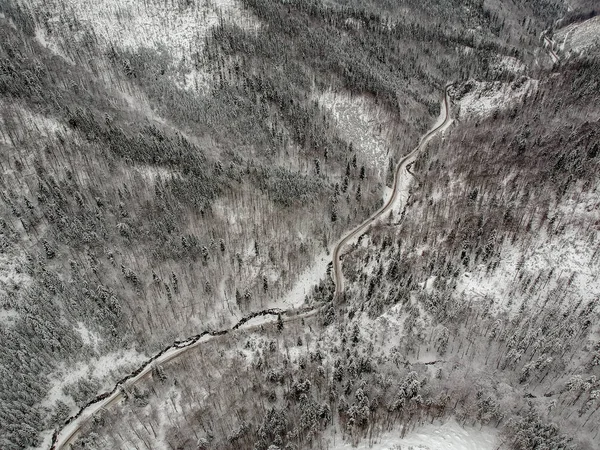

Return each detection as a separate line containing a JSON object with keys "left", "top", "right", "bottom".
{"left": 340, "top": 55, "right": 600, "bottom": 448}
{"left": 0, "top": 0, "right": 589, "bottom": 449}
{"left": 66, "top": 8, "right": 600, "bottom": 450}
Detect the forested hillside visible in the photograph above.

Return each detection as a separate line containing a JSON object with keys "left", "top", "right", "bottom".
{"left": 77, "top": 54, "right": 599, "bottom": 450}
{"left": 2, "top": 0, "right": 598, "bottom": 449}
{"left": 341, "top": 55, "right": 600, "bottom": 446}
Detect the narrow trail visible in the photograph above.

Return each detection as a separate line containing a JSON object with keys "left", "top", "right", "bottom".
{"left": 48, "top": 85, "right": 452, "bottom": 450}
{"left": 331, "top": 85, "right": 453, "bottom": 300}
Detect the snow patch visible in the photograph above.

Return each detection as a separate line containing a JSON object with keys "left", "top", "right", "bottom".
{"left": 328, "top": 419, "right": 498, "bottom": 450}
{"left": 0, "top": 309, "right": 19, "bottom": 326}
{"left": 0, "top": 254, "right": 31, "bottom": 290}
{"left": 455, "top": 79, "right": 538, "bottom": 119}
{"left": 212, "top": 195, "right": 253, "bottom": 227}
{"left": 420, "top": 275, "right": 438, "bottom": 293}
{"left": 35, "top": 27, "right": 74, "bottom": 64}
{"left": 116, "top": 89, "right": 166, "bottom": 124}
{"left": 376, "top": 303, "right": 408, "bottom": 353}
{"left": 317, "top": 90, "right": 393, "bottom": 176}
{"left": 174, "top": 66, "right": 215, "bottom": 95}
{"left": 492, "top": 55, "right": 526, "bottom": 74}
{"left": 153, "top": 386, "right": 187, "bottom": 449}
{"left": 555, "top": 16, "right": 600, "bottom": 56}
{"left": 0, "top": 101, "right": 70, "bottom": 146}
{"left": 133, "top": 165, "right": 177, "bottom": 182}
{"left": 74, "top": 322, "right": 102, "bottom": 349}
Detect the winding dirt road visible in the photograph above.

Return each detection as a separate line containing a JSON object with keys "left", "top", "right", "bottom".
{"left": 331, "top": 85, "right": 453, "bottom": 299}
{"left": 49, "top": 85, "right": 452, "bottom": 450}
{"left": 49, "top": 306, "right": 317, "bottom": 450}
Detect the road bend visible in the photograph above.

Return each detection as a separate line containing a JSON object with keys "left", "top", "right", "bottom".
{"left": 50, "top": 85, "right": 452, "bottom": 450}
{"left": 331, "top": 85, "right": 453, "bottom": 301}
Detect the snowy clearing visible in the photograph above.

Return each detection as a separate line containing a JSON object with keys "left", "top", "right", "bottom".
{"left": 0, "top": 253, "right": 31, "bottom": 287}
{"left": 133, "top": 165, "right": 178, "bottom": 182}
{"left": 270, "top": 251, "right": 330, "bottom": 310}
{"left": 455, "top": 79, "right": 538, "bottom": 119}
{"left": 74, "top": 322, "right": 102, "bottom": 349}
{"left": 555, "top": 16, "right": 600, "bottom": 56}
{"left": 491, "top": 55, "right": 526, "bottom": 75}
{"left": 0, "top": 309, "right": 19, "bottom": 327}
{"left": 31, "top": 0, "right": 259, "bottom": 93}
{"left": 34, "top": 26, "right": 75, "bottom": 64}
{"left": 328, "top": 419, "right": 499, "bottom": 450}
{"left": 113, "top": 88, "right": 167, "bottom": 124}
{"left": 41, "top": 349, "right": 148, "bottom": 410}
{"left": 317, "top": 90, "right": 394, "bottom": 176}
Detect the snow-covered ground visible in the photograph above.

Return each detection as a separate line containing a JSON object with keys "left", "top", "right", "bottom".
{"left": 41, "top": 348, "right": 149, "bottom": 411}
{"left": 133, "top": 165, "right": 178, "bottom": 182}
{"left": 491, "top": 55, "right": 526, "bottom": 75}
{"left": 0, "top": 308, "right": 19, "bottom": 327}
{"left": 30, "top": 0, "right": 259, "bottom": 92}
{"left": 0, "top": 101, "right": 70, "bottom": 146}
{"left": 114, "top": 87, "right": 167, "bottom": 124}
{"left": 457, "top": 182, "right": 600, "bottom": 315}
{"left": 270, "top": 251, "right": 330, "bottom": 310}
{"left": 212, "top": 195, "right": 254, "bottom": 229}
{"left": 149, "top": 386, "right": 193, "bottom": 449}
{"left": 555, "top": 16, "right": 600, "bottom": 56}
{"left": 329, "top": 419, "right": 499, "bottom": 450}
{"left": 455, "top": 79, "right": 538, "bottom": 119}
{"left": 74, "top": 322, "right": 102, "bottom": 349}
{"left": 34, "top": 26, "right": 74, "bottom": 64}
{"left": 0, "top": 253, "right": 31, "bottom": 287}
{"left": 382, "top": 162, "right": 414, "bottom": 218}
{"left": 317, "top": 90, "right": 394, "bottom": 176}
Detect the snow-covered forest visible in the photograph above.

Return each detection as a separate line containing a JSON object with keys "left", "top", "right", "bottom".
{"left": 0, "top": 0, "right": 598, "bottom": 449}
